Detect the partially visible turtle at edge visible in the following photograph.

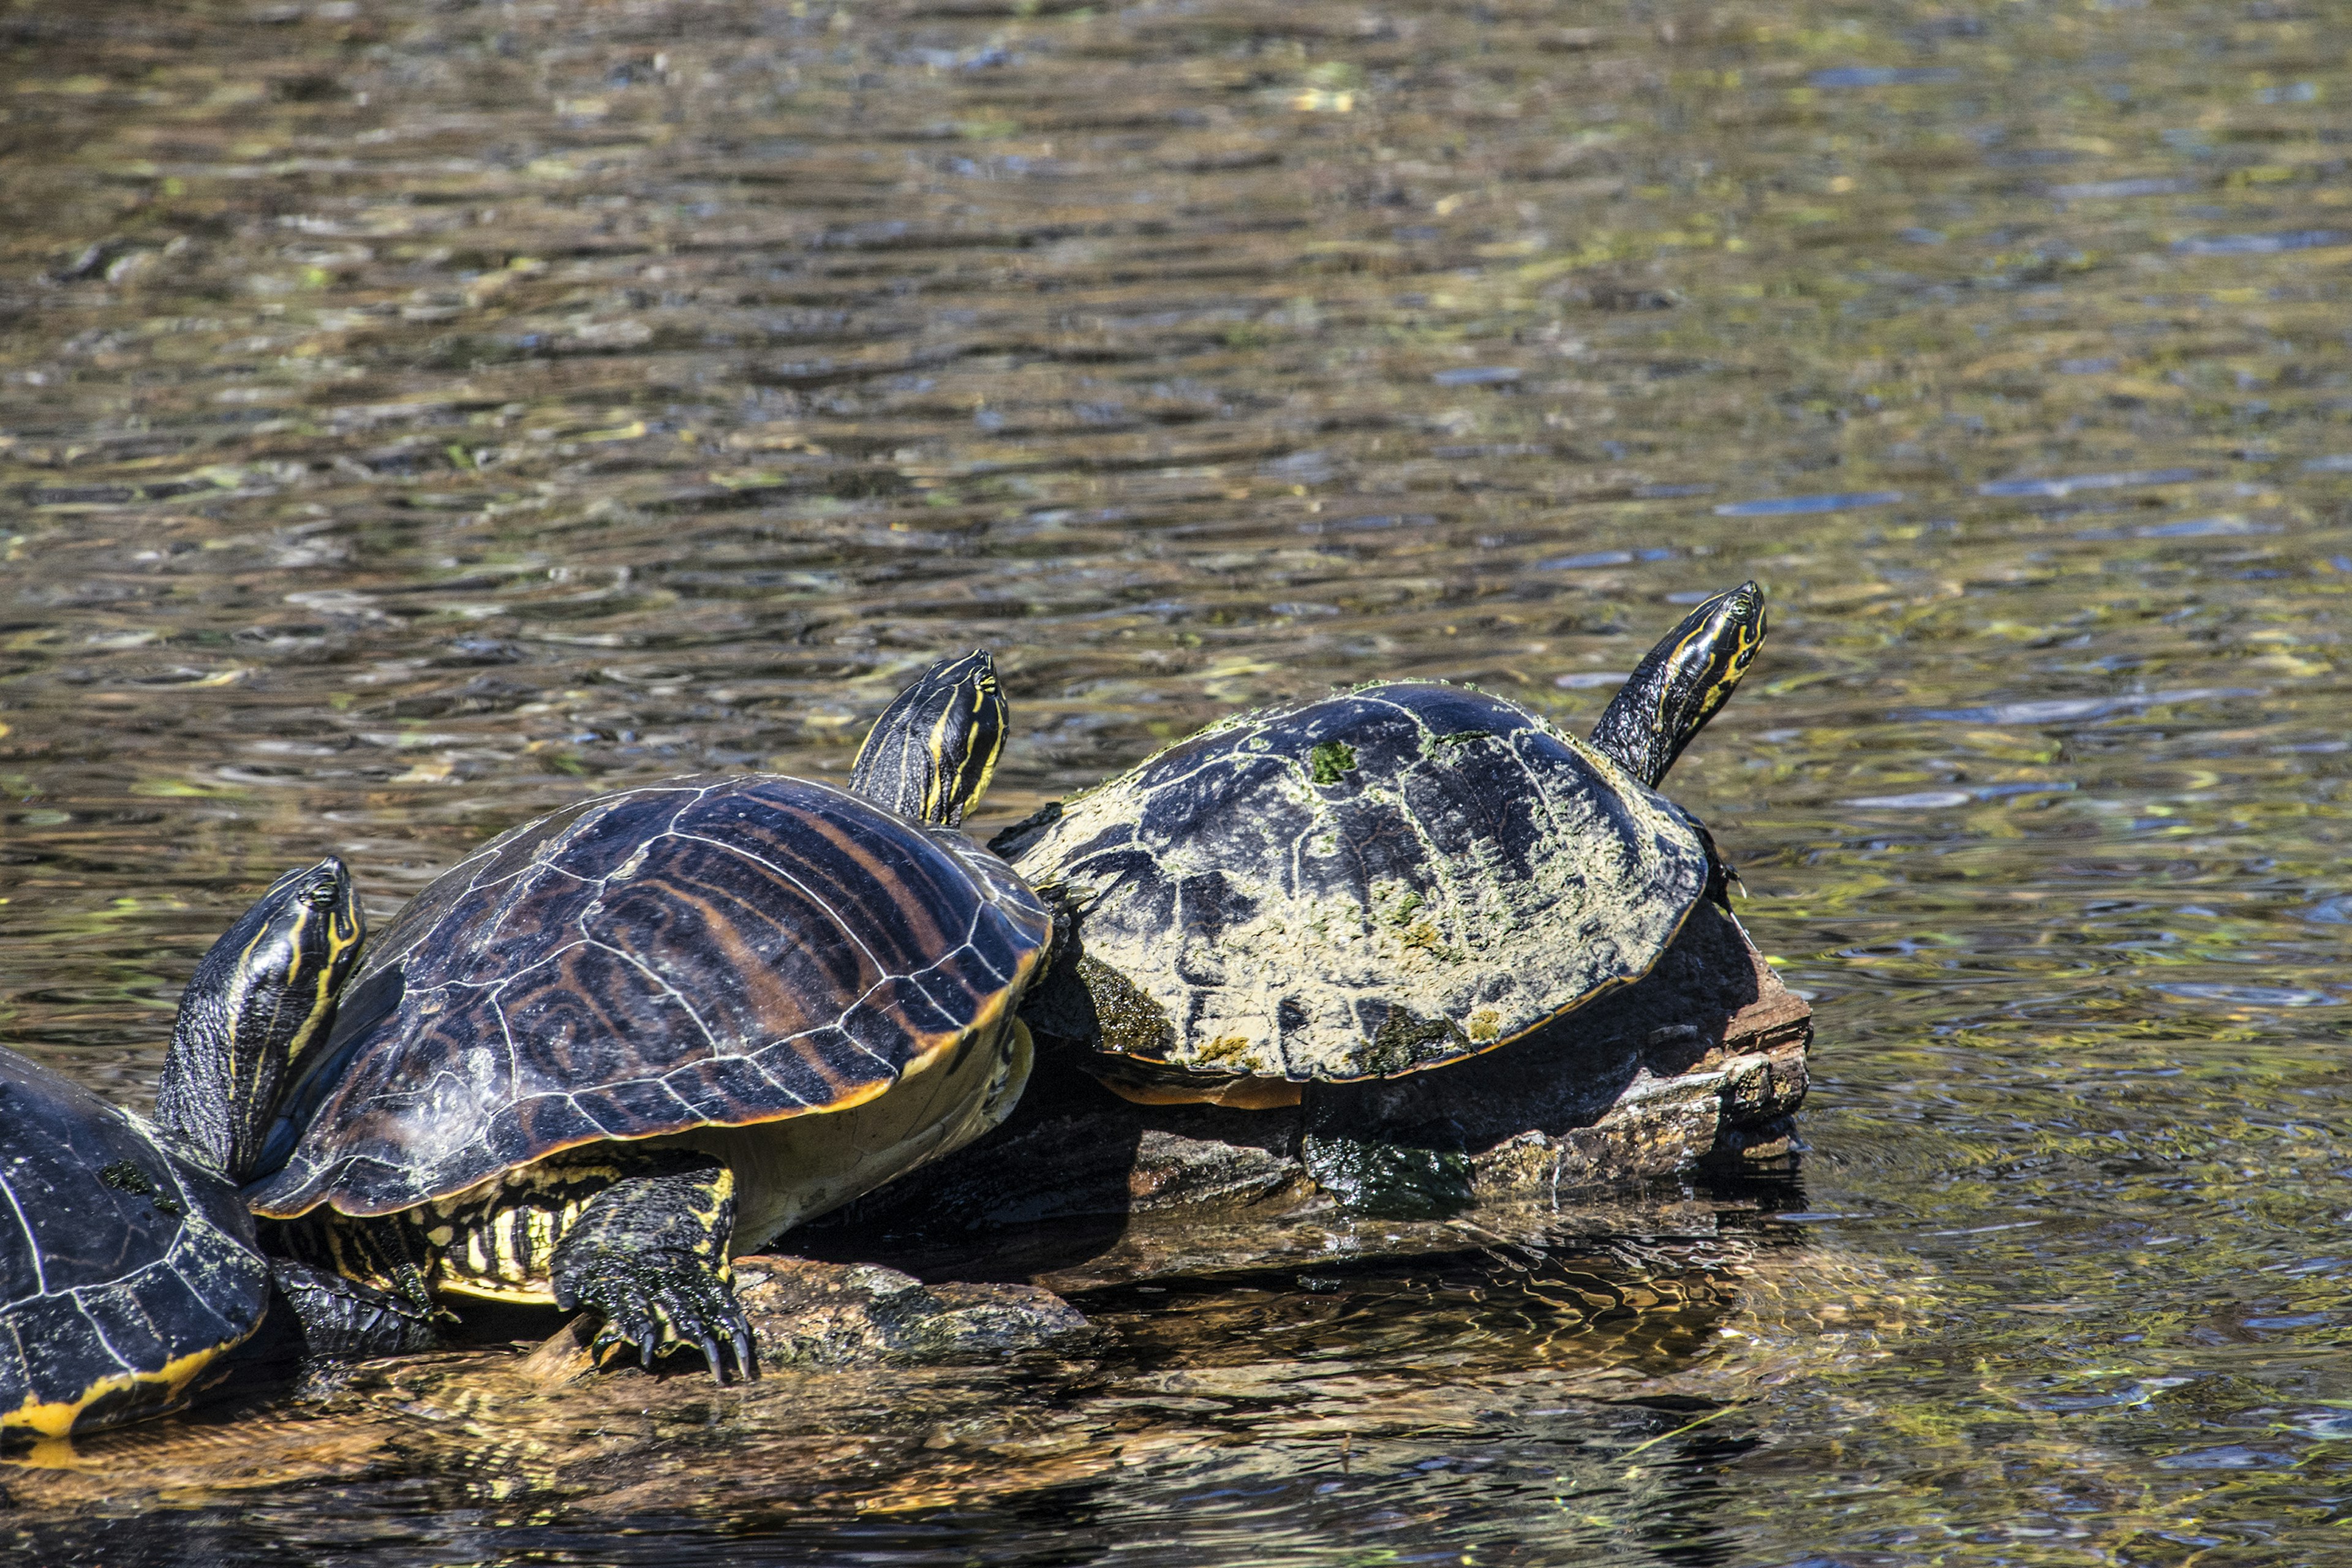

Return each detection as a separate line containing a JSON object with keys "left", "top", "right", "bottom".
{"left": 993, "top": 582, "right": 1766, "bottom": 1112}
{"left": 247, "top": 651, "right": 1052, "bottom": 1382}
{"left": 2, "top": 859, "right": 424, "bottom": 1441}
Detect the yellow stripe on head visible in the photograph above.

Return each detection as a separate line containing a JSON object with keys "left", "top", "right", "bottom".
{"left": 264, "top": 859, "right": 366, "bottom": 1076}
{"left": 949, "top": 660, "right": 1006, "bottom": 816}
{"left": 158, "top": 856, "right": 366, "bottom": 1183}
{"left": 1588, "top": 581, "right": 1768, "bottom": 790}
{"left": 851, "top": 649, "right": 1009, "bottom": 827}
{"left": 1656, "top": 582, "right": 1766, "bottom": 737}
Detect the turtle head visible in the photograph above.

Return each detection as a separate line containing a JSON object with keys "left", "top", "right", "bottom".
{"left": 1588, "top": 581, "right": 1767, "bottom": 790}
{"left": 849, "top": 649, "right": 1008, "bottom": 828}
{"left": 154, "top": 856, "right": 364, "bottom": 1183}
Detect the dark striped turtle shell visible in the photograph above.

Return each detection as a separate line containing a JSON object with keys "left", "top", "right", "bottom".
{"left": 1008, "top": 682, "right": 1713, "bottom": 1086}
{"left": 251, "top": 774, "right": 1052, "bottom": 1220}
{"left": 1, "top": 1050, "right": 271, "bottom": 1439}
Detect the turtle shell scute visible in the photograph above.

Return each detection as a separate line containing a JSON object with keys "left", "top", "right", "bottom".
{"left": 0, "top": 1050, "right": 270, "bottom": 1436}
{"left": 251, "top": 774, "right": 1052, "bottom": 1219}
{"left": 1011, "top": 682, "right": 1711, "bottom": 1083}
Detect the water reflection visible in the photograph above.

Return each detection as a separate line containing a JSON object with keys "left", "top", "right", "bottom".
{"left": 8, "top": 1229, "right": 1905, "bottom": 1566}
{"left": 7, "top": 0, "right": 2352, "bottom": 1558}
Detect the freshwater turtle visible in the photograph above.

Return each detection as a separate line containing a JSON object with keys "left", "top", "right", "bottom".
{"left": 997, "top": 582, "right": 1766, "bottom": 1107}
{"left": 2, "top": 859, "right": 369, "bottom": 1439}
{"left": 248, "top": 651, "right": 1054, "bottom": 1382}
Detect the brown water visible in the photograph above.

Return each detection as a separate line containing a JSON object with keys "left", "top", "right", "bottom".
{"left": 6, "top": 0, "right": 2352, "bottom": 1560}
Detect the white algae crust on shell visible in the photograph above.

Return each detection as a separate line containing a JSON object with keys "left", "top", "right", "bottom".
{"left": 1012, "top": 681, "right": 1713, "bottom": 1084}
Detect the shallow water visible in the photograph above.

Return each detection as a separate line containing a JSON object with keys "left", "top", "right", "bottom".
{"left": 4, "top": 0, "right": 2352, "bottom": 1560}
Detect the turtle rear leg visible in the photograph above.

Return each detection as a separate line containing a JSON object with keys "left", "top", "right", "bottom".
{"left": 264, "top": 1216, "right": 443, "bottom": 1362}
{"left": 549, "top": 1149, "right": 757, "bottom": 1384}
{"left": 270, "top": 1258, "right": 440, "bottom": 1360}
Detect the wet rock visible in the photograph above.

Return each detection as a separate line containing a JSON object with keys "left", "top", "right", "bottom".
{"left": 0, "top": 1227, "right": 1918, "bottom": 1536}
{"left": 517, "top": 1259, "right": 1092, "bottom": 1387}
{"left": 734, "top": 1259, "right": 1094, "bottom": 1370}
{"left": 802, "top": 902, "right": 1810, "bottom": 1286}
{"left": 1298, "top": 1132, "right": 1476, "bottom": 1221}
{"left": 1305, "top": 902, "right": 1811, "bottom": 1195}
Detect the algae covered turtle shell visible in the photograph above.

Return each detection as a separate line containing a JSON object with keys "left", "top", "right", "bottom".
{"left": 253, "top": 772, "right": 1054, "bottom": 1236}
{"left": 1001, "top": 682, "right": 1714, "bottom": 1093}
{"left": 0, "top": 1050, "right": 273, "bottom": 1440}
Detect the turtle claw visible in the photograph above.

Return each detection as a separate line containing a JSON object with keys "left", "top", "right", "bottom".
{"left": 554, "top": 1248, "right": 758, "bottom": 1384}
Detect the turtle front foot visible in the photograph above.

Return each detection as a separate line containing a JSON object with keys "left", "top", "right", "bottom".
{"left": 551, "top": 1247, "right": 759, "bottom": 1384}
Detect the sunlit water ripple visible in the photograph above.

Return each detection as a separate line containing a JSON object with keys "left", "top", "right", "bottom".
{"left": 5, "top": 0, "right": 2352, "bottom": 1561}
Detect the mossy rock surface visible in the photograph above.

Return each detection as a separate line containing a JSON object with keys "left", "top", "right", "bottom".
{"left": 734, "top": 1259, "right": 1095, "bottom": 1370}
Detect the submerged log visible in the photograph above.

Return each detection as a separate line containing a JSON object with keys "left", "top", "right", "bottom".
{"left": 802, "top": 902, "right": 1811, "bottom": 1289}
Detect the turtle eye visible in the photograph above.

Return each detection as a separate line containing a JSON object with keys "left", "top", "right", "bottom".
{"left": 302, "top": 880, "right": 341, "bottom": 910}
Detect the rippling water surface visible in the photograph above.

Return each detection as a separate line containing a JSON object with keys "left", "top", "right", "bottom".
{"left": 7, "top": 0, "right": 2352, "bottom": 1560}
